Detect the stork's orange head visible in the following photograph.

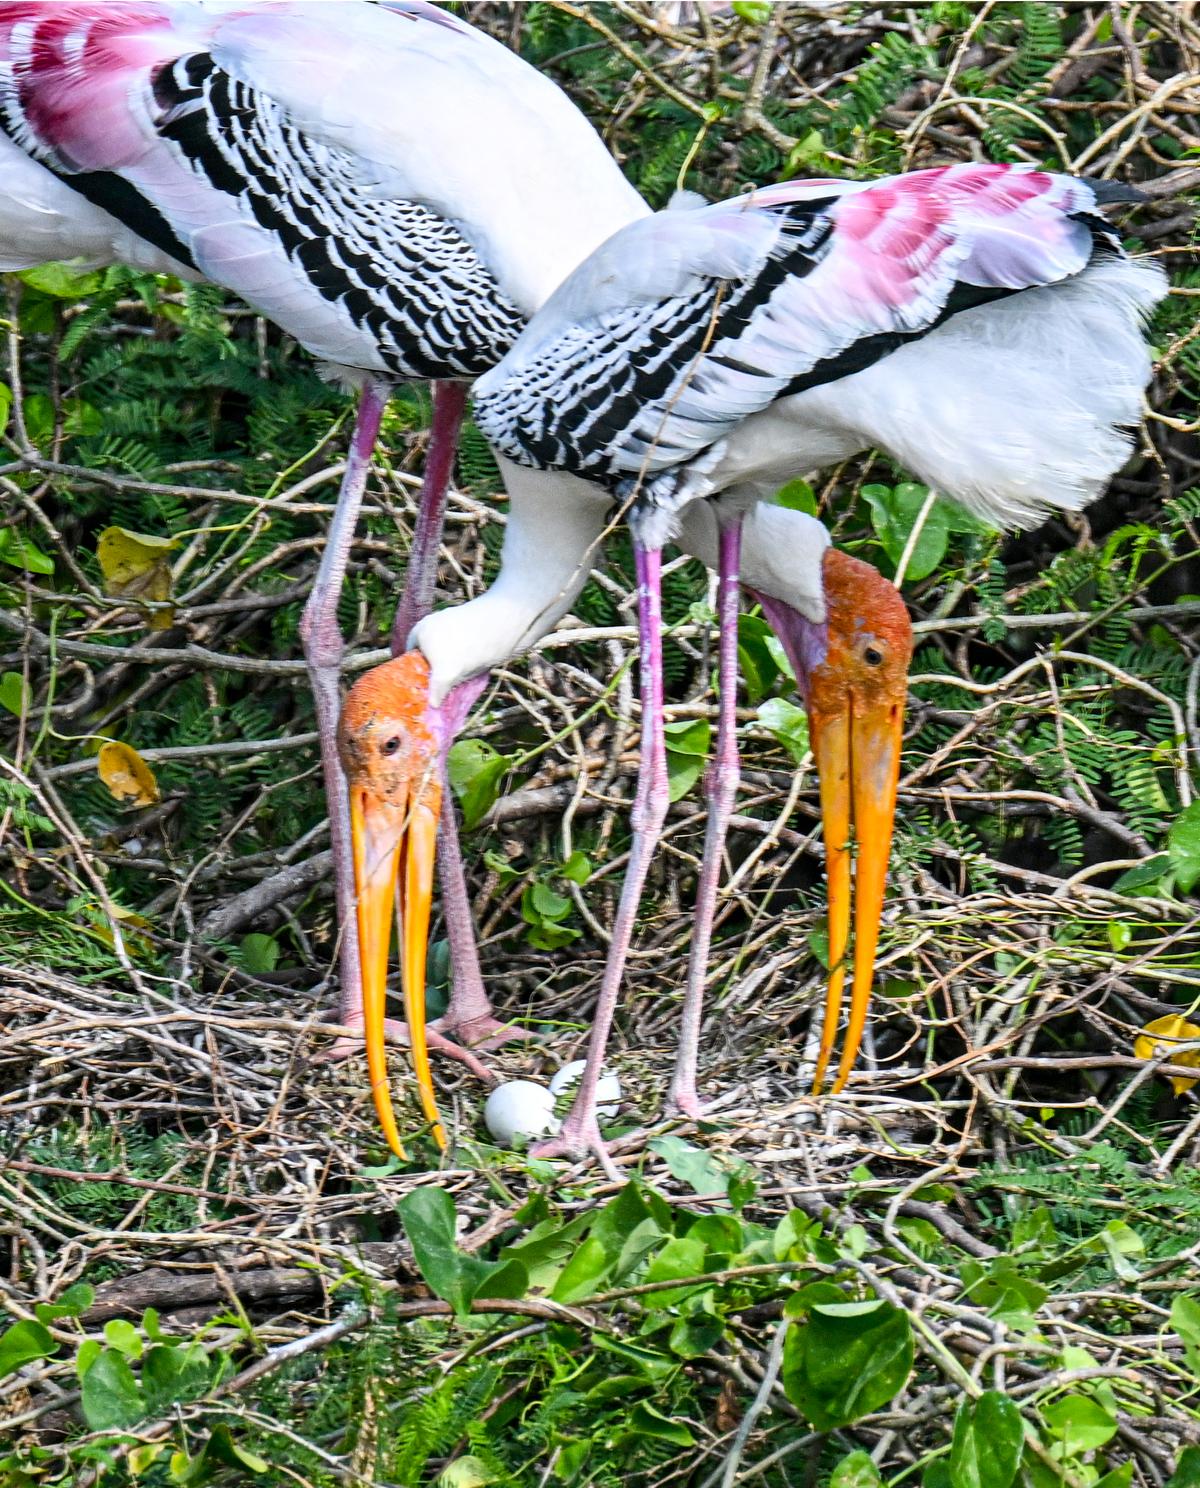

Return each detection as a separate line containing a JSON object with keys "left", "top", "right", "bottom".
{"left": 338, "top": 653, "right": 444, "bottom": 1160}
{"left": 806, "top": 548, "right": 912, "bottom": 1096}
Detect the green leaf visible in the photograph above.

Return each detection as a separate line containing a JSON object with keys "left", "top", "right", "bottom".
{"left": 237, "top": 932, "right": 280, "bottom": 975}
{"left": 641, "top": 1237, "right": 708, "bottom": 1305}
{"left": 35, "top": 1282, "right": 94, "bottom": 1325}
{"left": 1041, "top": 1395, "right": 1117, "bottom": 1454}
{"left": 1168, "top": 802, "right": 1200, "bottom": 894}
{"left": 560, "top": 850, "right": 592, "bottom": 885}
{"left": 774, "top": 478, "right": 817, "bottom": 515}
{"left": 626, "top": 1401, "right": 694, "bottom": 1446}
{"left": 669, "top": 1311, "right": 724, "bottom": 1358}
{"left": 737, "top": 613, "right": 781, "bottom": 703}
{"left": 0, "top": 671, "right": 30, "bottom": 718}
{"left": 447, "top": 739, "right": 512, "bottom": 829}
{"left": 1113, "top": 854, "right": 1171, "bottom": 896}
{"left": 551, "top": 1236, "right": 610, "bottom": 1303}
{"left": 18, "top": 262, "right": 104, "bottom": 299}
{"left": 104, "top": 1319, "right": 142, "bottom": 1359}
{"left": 524, "top": 882, "right": 573, "bottom": 924}
{"left": 398, "top": 1186, "right": 527, "bottom": 1318}
{"left": 783, "top": 1300, "right": 913, "bottom": 1429}
{"left": 650, "top": 1135, "right": 727, "bottom": 1197}
{"left": 1167, "top": 1446, "right": 1200, "bottom": 1488}
{"left": 862, "top": 482, "right": 950, "bottom": 582}
{"left": 756, "top": 696, "right": 810, "bottom": 764}
{"left": 1171, "top": 1294, "right": 1200, "bottom": 1374}
{"left": 664, "top": 715, "right": 711, "bottom": 801}
{"left": 438, "top": 1456, "right": 497, "bottom": 1487}
{"left": 142, "top": 1343, "right": 211, "bottom": 1414}
{"left": 0, "top": 527, "right": 54, "bottom": 575}
{"left": 0, "top": 1319, "right": 55, "bottom": 1376}
{"left": 732, "top": 0, "right": 772, "bottom": 21}
{"left": 831, "top": 1452, "right": 884, "bottom": 1488}
{"left": 1096, "top": 1466, "right": 1134, "bottom": 1488}
{"left": 80, "top": 1350, "right": 146, "bottom": 1430}
{"left": 950, "top": 1391, "right": 1024, "bottom": 1488}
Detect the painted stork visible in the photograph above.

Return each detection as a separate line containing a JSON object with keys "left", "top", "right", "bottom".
{"left": 0, "top": 0, "right": 646, "bottom": 1126}
{"left": 340, "top": 164, "right": 1165, "bottom": 1169}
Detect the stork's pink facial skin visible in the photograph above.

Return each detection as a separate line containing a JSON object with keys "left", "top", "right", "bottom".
{"left": 807, "top": 549, "right": 912, "bottom": 1093}
{"left": 338, "top": 653, "right": 444, "bottom": 1158}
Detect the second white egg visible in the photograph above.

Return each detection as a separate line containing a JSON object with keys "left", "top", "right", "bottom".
{"left": 549, "top": 1060, "right": 621, "bottom": 1120}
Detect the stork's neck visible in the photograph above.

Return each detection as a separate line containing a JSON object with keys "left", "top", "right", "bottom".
{"left": 408, "top": 461, "right": 613, "bottom": 705}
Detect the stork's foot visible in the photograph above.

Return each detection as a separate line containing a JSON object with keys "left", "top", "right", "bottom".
{"left": 530, "top": 1112, "right": 624, "bottom": 1184}
{"left": 665, "top": 1081, "right": 705, "bottom": 1121}
{"left": 431, "top": 1010, "right": 542, "bottom": 1052}
{"left": 318, "top": 1011, "right": 497, "bottom": 1084}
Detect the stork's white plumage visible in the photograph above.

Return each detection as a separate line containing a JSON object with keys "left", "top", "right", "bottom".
{"left": 351, "top": 162, "right": 1165, "bottom": 1172}
{"left": 0, "top": 0, "right": 647, "bottom": 1157}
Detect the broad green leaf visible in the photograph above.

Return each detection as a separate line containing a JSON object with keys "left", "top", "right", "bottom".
{"left": 774, "top": 478, "right": 817, "bottom": 515}
{"left": 1113, "top": 854, "right": 1171, "bottom": 896}
{"left": 732, "top": 0, "right": 772, "bottom": 22}
{"left": 783, "top": 1299, "right": 913, "bottom": 1429}
{"left": 35, "top": 1282, "right": 94, "bottom": 1325}
{"left": 737, "top": 614, "right": 781, "bottom": 703}
{"left": 591, "top": 1183, "right": 668, "bottom": 1278}
{"left": 398, "top": 1187, "right": 527, "bottom": 1318}
{"left": 447, "top": 739, "right": 511, "bottom": 829}
{"left": 1167, "top": 1446, "right": 1200, "bottom": 1488}
{"left": 202, "top": 1425, "right": 270, "bottom": 1476}
{"left": 641, "top": 1237, "right": 708, "bottom": 1305}
{"left": 862, "top": 482, "right": 950, "bottom": 582}
{"left": 1171, "top": 1294, "right": 1200, "bottom": 1374}
{"left": 669, "top": 1311, "right": 724, "bottom": 1357}
{"left": 524, "top": 882, "right": 572, "bottom": 924}
{"left": 238, "top": 932, "right": 280, "bottom": 975}
{"left": 142, "top": 1343, "right": 211, "bottom": 1414}
{"left": 0, "top": 1319, "right": 55, "bottom": 1376}
{"left": 551, "top": 1236, "right": 610, "bottom": 1304}
{"left": 560, "top": 850, "right": 592, "bottom": 885}
{"left": 0, "top": 671, "right": 30, "bottom": 718}
{"left": 950, "top": 1390, "right": 1024, "bottom": 1488}
{"left": 756, "top": 696, "right": 809, "bottom": 764}
{"left": 1168, "top": 802, "right": 1200, "bottom": 894}
{"left": 1041, "top": 1395, "right": 1117, "bottom": 1454}
{"left": 650, "top": 1135, "right": 728, "bottom": 1197}
{"left": 831, "top": 1452, "right": 883, "bottom": 1488}
{"left": 626, "top": 1401, "right": 694, "bottom": 1446}
{"left": 0, "top": 526, "right": 54, "bottom": 575}
{"left": 18, "top": 262, "right": 104, "bottom": 298}
{"left": 1096, "top": 1466, "right": 1134, "bottom": 1488}
{"left": 665, "top": 717, "right": 711, "bottom": 799}
{"left": 438, "top": 1456, "right": 497, "bottom": 1488}
{"left": 104, "top": 1318, "right": 142, "bottom": 1359}
{"left": 80, "top": 1349, "right": 146, "bottom": 1430}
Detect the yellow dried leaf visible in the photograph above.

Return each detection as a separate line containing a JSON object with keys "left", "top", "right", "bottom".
{"left": 89, "top": 903, "right": 154, "bottom": 958}
{"left": 96, "top": 525, "right": 178, "bottom": 631}
{"left": 97, "top": 741, "right": 159, "bottom": 808}
{"left": 1133, "top": 1013, "right": 1200, "bottom": 1096}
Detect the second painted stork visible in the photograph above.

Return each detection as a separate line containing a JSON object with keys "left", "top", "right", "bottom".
{"left": 0, "top": 0, "right": 647, "bottom": 1142}
{"left": 340, "top": 163, "right": 1165, "bottom": 1171}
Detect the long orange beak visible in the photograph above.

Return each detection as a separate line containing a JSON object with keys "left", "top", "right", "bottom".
{"left": 349, "top": 775, "right": 444, "bottom": 1157}
{"left": 809, "top": 686, "right": 905, "bottom": 1093}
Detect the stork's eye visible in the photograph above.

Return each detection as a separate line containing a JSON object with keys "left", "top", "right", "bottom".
{"left": 863, "top": 645, "right": 884, "bottom": 668}
{"left": 382, "top": 736, "right": 402, "bottom": 756}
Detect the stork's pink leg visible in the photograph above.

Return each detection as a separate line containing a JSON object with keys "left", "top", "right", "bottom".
{"left": 669, "top": 510, "right": 743, "bottom": 1118}
{"left": 387, "top": 382, "right": 519, "bottom": 1049}
{"left": 390, "top": 381, "right": 468, "bottom": 652}
{"left": 532, "top": 541, "right": 669, "bottom": 1179}
{"left": 300, "top": 377, "right": 392, "bottom": 1018}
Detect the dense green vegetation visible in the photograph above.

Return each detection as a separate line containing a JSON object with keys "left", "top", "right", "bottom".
{"left": 1, "top": 3, "right": 1199, "bottom": 1485}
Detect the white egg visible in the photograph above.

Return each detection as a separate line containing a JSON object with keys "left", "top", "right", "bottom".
{"left": 483, "top": 1081, "right": 560, "bottom": 1146}
{"left": 549, "top": 1060, "right": 621, "bottom": 1120}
